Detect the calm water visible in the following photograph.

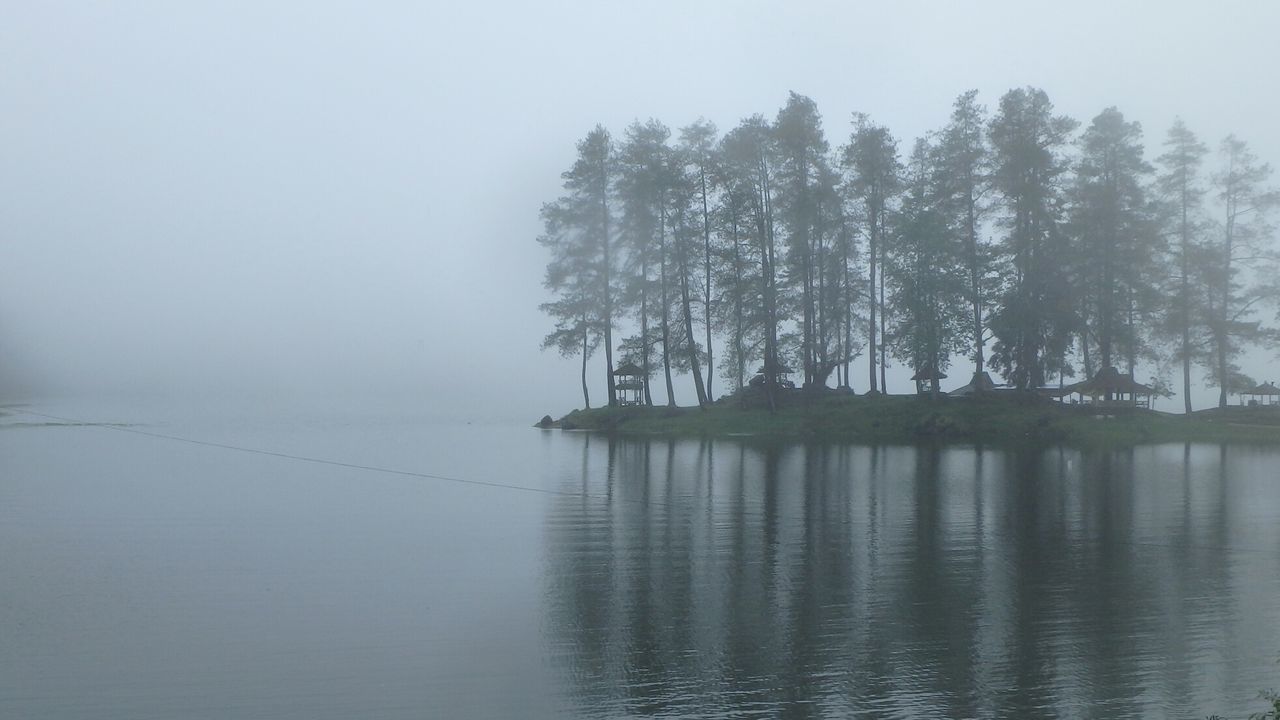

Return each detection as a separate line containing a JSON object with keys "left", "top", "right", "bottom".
{"left": 3, "top": 402, "right": 1280, "bottom": 719}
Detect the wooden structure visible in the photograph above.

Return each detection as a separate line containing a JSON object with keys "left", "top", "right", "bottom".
{"left": 949, "top": 371, "right": 998, "bottom": 397}
{"left": 910, "top": 363, "right": 947, "bottom": 394}
{"left": 1242, "top": 381, "right": 1280, "bottom": 407}
{"left": 750, "top": 359, "right": 795, "bottom": 389}
{"left": 613, "top": 362, "right": 647, "bottom": 406}
{"left": 1064, "top": 366, "right": 1159, "bottom": 409}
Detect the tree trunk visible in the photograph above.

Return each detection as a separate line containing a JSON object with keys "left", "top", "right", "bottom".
{"left": 1180, "top": 178, "right": 1193, "bottom": 415}
{"left": 867, "top": 208, "right": 878, "bottom": 392}
{"left": 581, "top": 322, "right": 591, "bottom": 409}
{"left": 700, "top": 165, "right": 714, "bottom": 403}
{"left": 660, "top": 208, "right": 676, "bottom": 407}
{"left": 600, "top": 156, "right": 616, "bottom": 406}
{"left": 679, "top": 241, "right": 709, "bottom": 406}
{"left": 641, "top": 258, "right": 654, "bottom": 407}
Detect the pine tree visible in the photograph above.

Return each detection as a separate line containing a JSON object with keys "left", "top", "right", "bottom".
{"left": 936, "top": 91, "right": 993, "bottom": 382}
{"left": 1207, "top": 135, "right": 1280, "bottom": 407}
{"left": 987, "top": 87, "right": 1079, "bottom": 390}
{"left": 887, "top": 137, "right": 968, "bottom": 396}
{"left": 843, "top": 114, "right": 900, "bottom": 393}
{"left": 1154, "top": 119, "right": 1211, "bottom": 413}
{"left": 1070, "top": 107, "right": 1159, "bottom": 390}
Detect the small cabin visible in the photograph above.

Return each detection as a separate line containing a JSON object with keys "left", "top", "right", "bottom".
{"left": 613, "top": 362, "right": 647, "bottom": 406}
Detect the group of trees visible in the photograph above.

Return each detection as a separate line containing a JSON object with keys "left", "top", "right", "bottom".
{"left": 539, "top": 88, "right": 1279, "bottom": 412}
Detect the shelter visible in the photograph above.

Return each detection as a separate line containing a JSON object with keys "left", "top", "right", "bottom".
{"left": 613, "top": 362, "right": 647, "bottom": 406}
{"left": 1242, "top": 381, "right": 1280, "bottom": 407}
{"left": 910, "top": 363, "right": 947, "bottom": 394}
{"left": 949, "top": 371, "right": 999, "bottom": 397}
{"left": 750, "top": 359, "right": 795, "bottom": 389}
{"left": 1064, "top": 367, "right": 1158, "bottom": 409}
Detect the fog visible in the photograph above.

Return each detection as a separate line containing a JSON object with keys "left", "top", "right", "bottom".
{"left": 3, "top": 0, "right": 1278, "bottom": 421}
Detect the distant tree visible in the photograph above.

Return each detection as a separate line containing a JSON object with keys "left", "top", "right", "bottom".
{"left": 667, "top": 154, "right": 710, "bottom": 406}
{"left": 721, "top": 115, "right": 783, "bottom": 410}
{"left": 1207, "top": 135, "right": 1280, "bottom": 407}
{"left": 1154, "top": 119, "right": 1211, "bottom": 413}
{"left": 542, "top": 126, "right": 619, "bottom": 405}
{"left": 1070, "top": 107, "right": 1160, "bottom": 390}
{"left": 987, "top": 87, "right": 1079, "bottom": 390}
{"left": 774, "top": 92, "right": 839, "bottom": 387}
{"left": 679, "top": 119, "right": 720, "bottom": 402}
{"left": 709, "top": 131, "right": 763, "bottom": 394}
{"left": 887, "top": 137, "right": 968, "bottom": 396}
{"left": 936, "top": 90, "right": 994, "bottom": 382}
{"left": 616, "top": 120, "right": 674, "bottom": 405}
{"left": 539, "top": 134, "right": 614, "bottom": 408}
{"left": 843, "top": 114, "right": 901, "bottom": 392}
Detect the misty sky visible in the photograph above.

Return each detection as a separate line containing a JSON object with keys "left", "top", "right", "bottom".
{"left": 3, "top": 1, "right": 1278, "bottom": 420}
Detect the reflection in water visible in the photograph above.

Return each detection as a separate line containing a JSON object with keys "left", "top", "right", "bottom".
{"left": 544, "top": 439, "right": 1280, "bottom": 719}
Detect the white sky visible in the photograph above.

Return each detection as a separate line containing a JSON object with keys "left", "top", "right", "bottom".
{"left": 3, "top": 0, "right": 1278, "bottom": 419}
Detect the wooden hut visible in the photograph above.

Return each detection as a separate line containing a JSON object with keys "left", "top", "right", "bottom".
{"left": 613, "top": 362, "right": 647, "bottom": 406}
{"left": 1064, "top": 366, "right": 1158, "bottom": 409}
{"left": 1242, "top": 381, "right": 1280, "bottom": 407}
{"left": 910, "top": 363, "right": 947, "bottom": 395}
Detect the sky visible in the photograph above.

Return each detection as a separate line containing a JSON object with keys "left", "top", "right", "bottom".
{"left": 3, "top": 0, "right": 1279, "bottom": 421}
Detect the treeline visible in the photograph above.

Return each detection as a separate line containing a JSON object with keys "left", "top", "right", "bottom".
{"left": 538, "top": 88, "right": 1279, "bottom": 412}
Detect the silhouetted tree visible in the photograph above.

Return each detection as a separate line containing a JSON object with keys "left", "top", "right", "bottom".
{"left": 1154, "top": 119, "right": 1211, "bottom": 413}
{"left": 1207, "top": 135, "right": 1280, "bottom": 407}
{"left": 843, "top": 114, "right": 901, "bottom": 392}
{"left": 987, "top": 87, "right": 1079, "bottom": 390}
{"left": 936, "top": 90, "right": 994, "bottom": 382}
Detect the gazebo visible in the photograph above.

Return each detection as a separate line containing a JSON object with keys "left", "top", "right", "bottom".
{"left": 910, "top": 363, "right": 947, "bottom": 394}
{"left": 1064, "top": 367, "right": 1159, "bottom": 409}
{"left": 750, "top": 359, "right": 795, "bottom": 389}
{"left": 613, "top": 362, "right": 647, "bottom": 406}
{"left": 1242, "top": 381, "right": 1280, "bottom": 407}
{"left": 949, "top": 371, "right": 999, "bottom": 397}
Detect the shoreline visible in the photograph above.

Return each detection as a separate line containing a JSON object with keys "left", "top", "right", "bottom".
{"left": 543, "top": 392, "right": 1280, "bottom": 447}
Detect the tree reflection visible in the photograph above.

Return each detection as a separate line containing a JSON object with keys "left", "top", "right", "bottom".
{"left": 541, "top": 437, "right": 1277, "bottom": 719}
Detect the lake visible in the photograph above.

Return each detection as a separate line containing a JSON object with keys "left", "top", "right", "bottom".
{"left": 3, "top": 402, "right": 1279, "bottom": 718}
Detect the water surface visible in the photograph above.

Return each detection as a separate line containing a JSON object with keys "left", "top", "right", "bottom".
{"left": 3, "top": 403, "right": 1279, "bottom": 718}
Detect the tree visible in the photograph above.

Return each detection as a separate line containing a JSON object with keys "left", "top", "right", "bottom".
{"left": 616, "top": 120, "right": 673, "bottom": 406}
{"left": 1154, "top": 118, "right": 1211, "bottom": 413}
{"left": 710, "top": 130, "right": 764, "bottom": 395}
{"left": 679, "top": 119, "right": 720, "bottom": 402}
{"left": 987, "top": 87, "right": 1079, "bottom": 390}
{"left": 936, "top": 90, "right": 994, "bottom": 381}
{"left": 1070, "top": 107, "right": 1160, "bottom": 391}
{"left": 843, "top": 114, "right": 900, "bottom": 392}
{"left": 721, "top": 115, "right": 783, "bottom": 411}
{"left": 774, "top": 92, "right": 838, "bottom": 388}
{"left": 887, "top": 137, "right": 968, "bottom": 396}
{"left": 538, "top": 132, "right": 615, "bottom": 408}
{"left": 546, "top": 126, "right": 619, "bottom": 405}
{"left": 1207, "top": 135, "right": 1280, "bottom": 407}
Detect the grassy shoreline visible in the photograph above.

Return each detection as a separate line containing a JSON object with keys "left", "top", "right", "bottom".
{"left": 549, "top": 392, "right": 1280, "bottom": 447}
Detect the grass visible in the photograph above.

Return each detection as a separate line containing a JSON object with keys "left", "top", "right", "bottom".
{"left": 553, "top": 390, "right": 1280, "bottom": 447}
